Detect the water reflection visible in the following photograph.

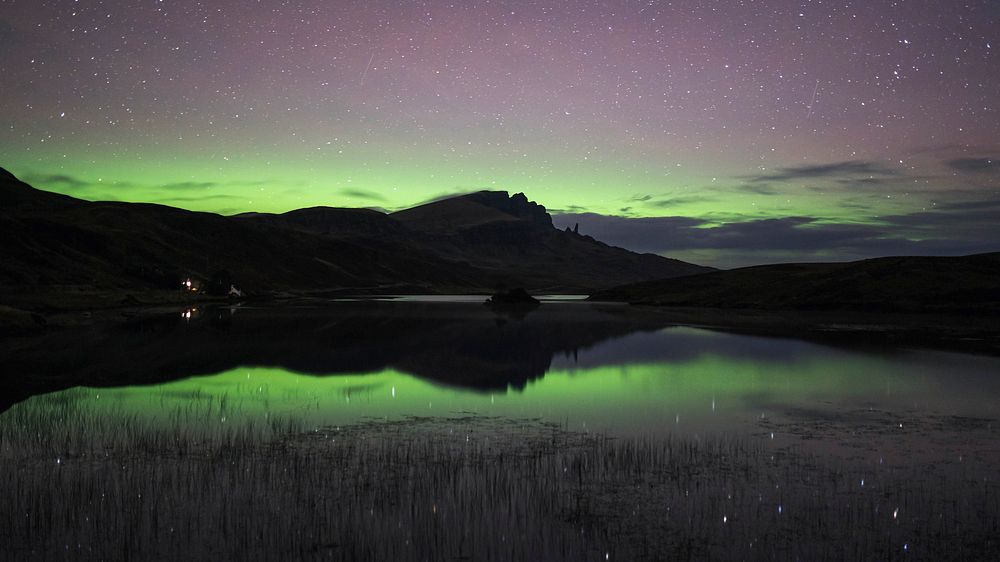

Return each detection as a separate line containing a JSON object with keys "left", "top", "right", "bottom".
{"left": 0, "top": 300, "right": 673, "bottom": 411}
{"left": 3, "top": 300, "right": 999, "bottom": 442}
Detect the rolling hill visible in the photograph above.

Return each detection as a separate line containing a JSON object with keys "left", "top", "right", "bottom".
{"left": 590, "top": 253, "right": 1000, "bottom": 314}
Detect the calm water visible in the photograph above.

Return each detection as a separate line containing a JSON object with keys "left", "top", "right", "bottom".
{"left": 3, "top": 300, "right": 999, "bottom": 560}
{"left": 5, "top": 300, "right": 999, "bottom": 457}
{"left": 21, "top": 329, "right": 1000, "bottom": 432}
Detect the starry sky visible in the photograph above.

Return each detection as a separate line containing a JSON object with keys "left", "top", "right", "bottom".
{"left": 1, "top": 0, "right": 998, "bottom": 267}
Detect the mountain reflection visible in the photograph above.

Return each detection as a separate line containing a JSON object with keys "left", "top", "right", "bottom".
{"left": 2, "top": 300, "right": 684, "bottom": 411}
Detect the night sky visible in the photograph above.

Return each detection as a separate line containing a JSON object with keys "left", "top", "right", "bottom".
{"left": 2, "top": 0, "right": 998, "bottom": 267}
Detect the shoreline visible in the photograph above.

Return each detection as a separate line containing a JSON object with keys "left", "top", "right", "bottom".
{"left": 613, "top": 304, "right": 1000, "bottom": 357}
{"left": 2, "top": 291, "right": 998, "bottom": 357}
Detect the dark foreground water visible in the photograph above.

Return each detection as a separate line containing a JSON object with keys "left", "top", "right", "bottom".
{"left": 1, "top": 299, "right": 998, "bottom": 560}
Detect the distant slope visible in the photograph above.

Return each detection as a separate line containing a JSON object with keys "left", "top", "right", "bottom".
{"left": 0, "top": 168, "right": 711, "bottom": 300}
{"left": 590, "top": 253, "right": 1000, "bottom": 313}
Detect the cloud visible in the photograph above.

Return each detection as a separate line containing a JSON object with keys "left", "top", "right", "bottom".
{"left": 155, "top": 194, "right": 246, "bottom": 204}
{"left": 836, "top": 177, "right": 888, "bottom": 186}
{"left": 340, "top": 188, "right": 387, "bottom": 202}
{"left": 933, "top": 198, "right": 1000, "bottom": 211}
{"left": 879, "top": 203, "right": 1000, "bottom": 232}
{"left": 403, "top": 190, "right": 483, "bottom": 208}
{"left": 828, "top": 174, "right": 939, "bottom": 191}
{"left": 546, "top": 204, "right": 589, "bottom": 214}
{"left": 21, "top": 173, "right": 232, "bottom": 193}
{"left": 946, "top": 157, "right": 998, "bottom": 174}
{"left": 160, "top": 181, "right": 219, "bottom": 190}
{"left": 746, "top": 160, "right": 900, "bottom": 183}
{"left": 648, "top": 195, "right": 717, "bottom": 208}
{"left": 836, "top": 198, "right": 880, "bottom": 211}
{"left": 553, "top": 203, "right": 1000, "bottom": 268}
{"left": 21, "top": 173, "right": 90, "bottom": 190}
{"left": 735, "top": 183, "right": 779, "bottom": 195}
{"left": 552, "top": 213, "right": 705, "bottom": 253}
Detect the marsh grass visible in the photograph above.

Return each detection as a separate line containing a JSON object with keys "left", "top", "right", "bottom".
{"left": 0, "top": 387, "right": 307, "bottom": 459}
{"left": 2, "top": 405, "right": 999, "bottom": 561}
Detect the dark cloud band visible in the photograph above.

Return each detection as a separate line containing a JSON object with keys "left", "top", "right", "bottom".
{"left": 745, "top": 160, "right": 901, "bottom": 183}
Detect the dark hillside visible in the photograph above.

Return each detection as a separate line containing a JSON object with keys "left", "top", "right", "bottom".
{"left": 591, "top": 253, "right": 1000, "bottom": 314}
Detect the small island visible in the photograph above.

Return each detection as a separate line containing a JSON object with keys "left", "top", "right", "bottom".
{"left": 484, "top": 288, "right": 540, "bottom": 308}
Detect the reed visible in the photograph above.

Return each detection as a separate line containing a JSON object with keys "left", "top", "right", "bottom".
{"left": 2, "top": 407, "right": 998, "bottom": 560}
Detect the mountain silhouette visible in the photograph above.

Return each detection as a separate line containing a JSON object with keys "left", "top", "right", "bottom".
{"left": 0, "top": 167, "right": 712, "bottom": 299}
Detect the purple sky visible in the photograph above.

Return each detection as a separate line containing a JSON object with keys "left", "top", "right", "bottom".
{"left": 1, "top": 0, "right": 998, "bottom": 266}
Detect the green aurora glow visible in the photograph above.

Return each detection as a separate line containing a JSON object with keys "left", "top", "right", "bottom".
{"left": 5, "top": 356, "right": 932, "bottom": 438}
{"left": 2, "top": 1, "right": 998, "bottom": 266}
